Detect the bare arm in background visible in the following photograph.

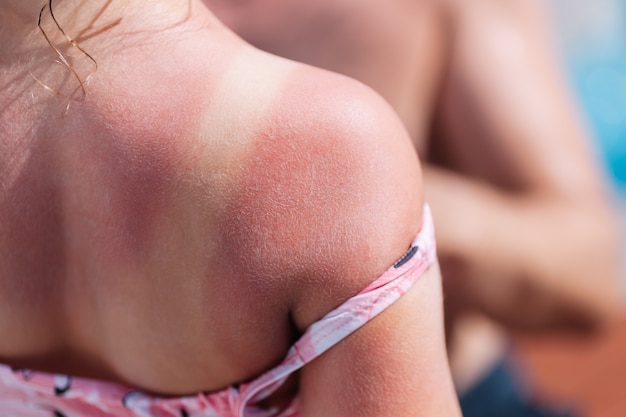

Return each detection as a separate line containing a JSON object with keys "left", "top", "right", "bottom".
{"left": 429, "top": 0, "right": 622, "bottom": 332}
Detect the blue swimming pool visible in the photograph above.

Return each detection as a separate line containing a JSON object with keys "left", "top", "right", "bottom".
{"left": 569, "top": 55, "right": 626, "bottom": 192}
{"left": 555, "top": 0, "right": 626, "bottom": 194}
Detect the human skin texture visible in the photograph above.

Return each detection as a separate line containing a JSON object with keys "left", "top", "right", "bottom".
{"left": 204, "top": 0, "right": 622, "bottom": 390}
{"left": 0, "top": 0, "right": 461, "bottom": 415}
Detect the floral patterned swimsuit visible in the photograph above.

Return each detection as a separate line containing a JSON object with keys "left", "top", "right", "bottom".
{"left": 0, "top": 206, "right": 436, "bottom": 417}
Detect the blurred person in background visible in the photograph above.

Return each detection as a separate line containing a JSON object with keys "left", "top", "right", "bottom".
{"left": 205, "top": 0, "right": 623, "bottom": 415}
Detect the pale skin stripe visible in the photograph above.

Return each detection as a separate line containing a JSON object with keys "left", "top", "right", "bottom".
{"left": 198, "top": 44, "right": 295, "bottom": 154}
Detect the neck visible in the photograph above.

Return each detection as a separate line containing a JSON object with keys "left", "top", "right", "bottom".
{"left": 1, "top": 1, "right": 107, "bottom": 45}
{"left": 1, "top": 0, "right": 214, "bottom": 46}
{"left": 0, "top": 0, "right": 223, "bottom": 73}
{"left": 1, "top": 0, "right": 221, "bottom": 93}
{"left": 0, "top": 0, "right": 136, "bottom": 20}
{"left": 1, "top": 0, "right": 181, "bottom": 65}
{"left": 3, "top": 0, "right": 47, "bottom": 20}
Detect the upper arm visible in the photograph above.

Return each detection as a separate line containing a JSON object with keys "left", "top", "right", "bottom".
{"left": 221, "top": 64, "right": 428, "bottom": 327}
{"left": 217, "top": 61, "right": 459, "bottom": 413}
{"left": 276, "top": 72, "right": 459, "bottom": 415}
{"left": 299, "top": 265, "right": 461, "bottom": 417}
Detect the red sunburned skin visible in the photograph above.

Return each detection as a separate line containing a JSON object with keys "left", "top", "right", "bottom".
{"left": 217, "top": 62, "right": 424, "bottom": 325}
{"left": 220, "top": 77, "right": 366, "bottom": 272}
{"left": 75, "top": 34, "right": 239, "bottom": 265}
{"left": 0, "top": 20, "right": 425, "bottom": 390}
{"left": 17, "top": 38, "right": 272, "bottom": 384}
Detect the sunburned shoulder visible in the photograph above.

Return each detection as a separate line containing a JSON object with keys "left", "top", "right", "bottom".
{"left": 79, "top": 37, "right": 425, "bottom": 329}
{"left": 212, "top": 54, "right": 426, "bottom": 330}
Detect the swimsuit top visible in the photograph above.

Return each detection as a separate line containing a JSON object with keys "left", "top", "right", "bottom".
{"left": 0, "top": 206, "right": 436, "bottom": 417}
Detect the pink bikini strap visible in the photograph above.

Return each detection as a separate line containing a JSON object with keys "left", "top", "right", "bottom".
{"left": 233, "top": 205, "right": 437, "bottom": 415}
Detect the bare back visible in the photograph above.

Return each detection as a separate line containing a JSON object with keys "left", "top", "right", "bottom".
{"left": 0, "top": 0, "right": 434, "bottom": 403}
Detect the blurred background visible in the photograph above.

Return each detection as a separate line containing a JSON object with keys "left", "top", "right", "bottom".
{"left": 517, "top": 1, "right": 626, "bottom": 416}
{"left": 552, "top": 0, "right": 626, "bottom": 295}
{"left": 550, "top": 0, "right": 626, "bottom": 198}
